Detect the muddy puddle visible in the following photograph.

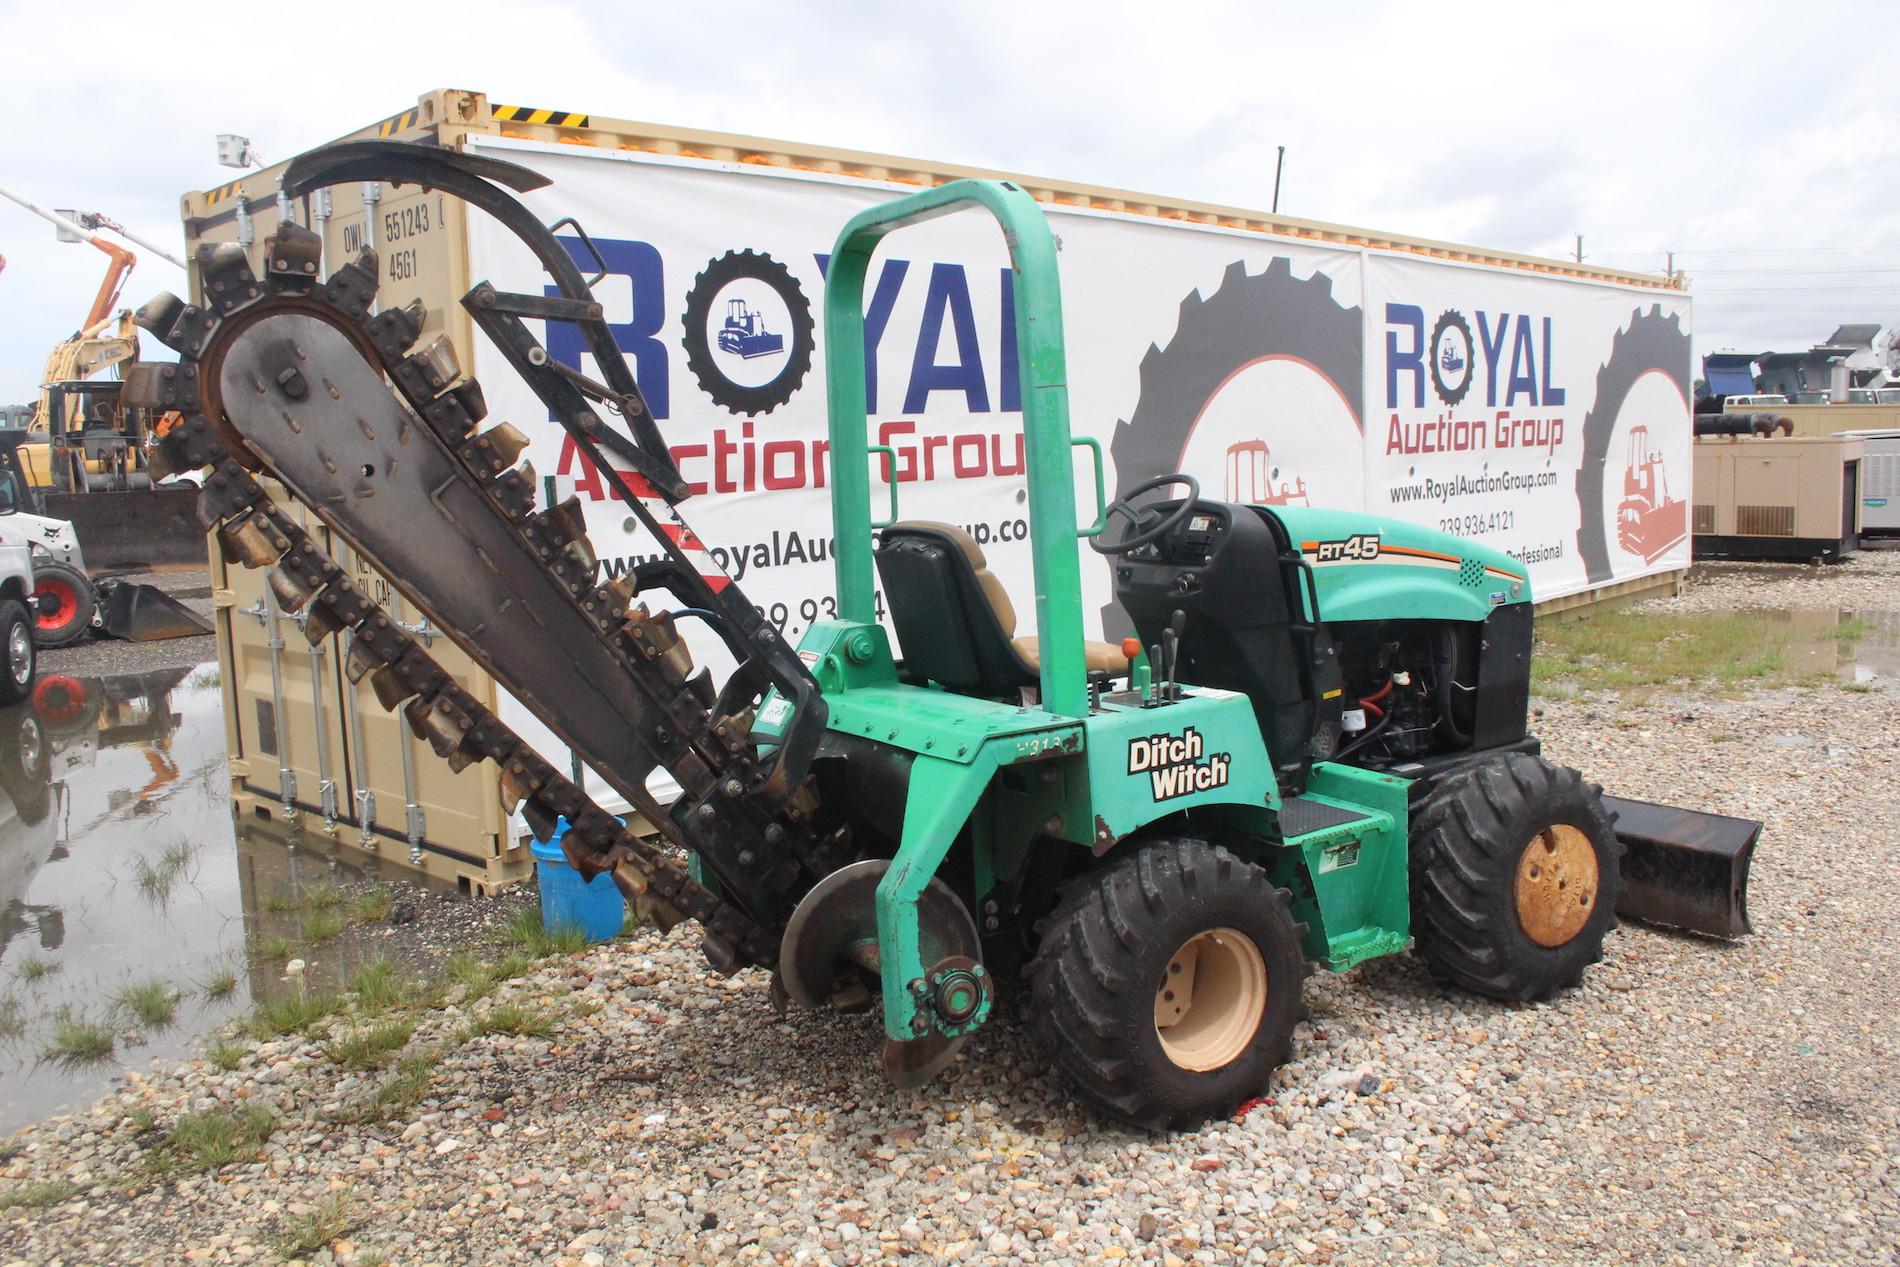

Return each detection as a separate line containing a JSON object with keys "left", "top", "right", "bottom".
{"left": 1767, "top": 609, "right": 1900, "bottom": 682}
{"left": 0, "top": 663, "right": 465, "bottom": 1136}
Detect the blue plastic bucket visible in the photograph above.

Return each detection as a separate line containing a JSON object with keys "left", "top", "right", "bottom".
{"left": 530, "top": 817, "right": 625, "bottom": 944}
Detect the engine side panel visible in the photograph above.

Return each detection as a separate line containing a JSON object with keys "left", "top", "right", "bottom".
{"left": 1265, "top": 506, "right": 1531, "bottom": 623}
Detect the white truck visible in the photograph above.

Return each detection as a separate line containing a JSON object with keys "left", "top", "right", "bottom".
{"left": 0, "top": 476, "right": 40, "bottom": 703}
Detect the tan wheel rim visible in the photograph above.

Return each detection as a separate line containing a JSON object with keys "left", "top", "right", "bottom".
{"left": 1153, "top": 927, "right": 1267, "bottom": 1072}
{"left": 1514, "top": 824, "right": 1600, "bottom": 947}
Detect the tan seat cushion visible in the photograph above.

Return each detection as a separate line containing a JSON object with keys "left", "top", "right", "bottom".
{"left": 1012, "top": 635, "right": 1131, "bottom": 676}
{"left": 889, "top": 520, "right": 1125, "bottom": 676}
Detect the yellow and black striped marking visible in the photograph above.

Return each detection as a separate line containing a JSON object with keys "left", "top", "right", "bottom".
{"left": 490, "top": 103, "right": 590, "bottom": 128}
{"left": 375, "top": 109, "right": 421, "bottom": 139}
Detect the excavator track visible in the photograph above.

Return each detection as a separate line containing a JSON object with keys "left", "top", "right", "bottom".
{"left": 123, "top": 145, "right": 846, "bottom": 974}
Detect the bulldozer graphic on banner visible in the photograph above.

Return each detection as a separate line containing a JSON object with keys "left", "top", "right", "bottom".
{"left": 1224, "top": 439, "right": 1309, "bottom": 506}
{"left": 717, "top": 297, "right": 785, "bottom": 360}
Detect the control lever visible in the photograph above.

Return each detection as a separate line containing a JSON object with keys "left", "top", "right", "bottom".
{"left": 1160, "top": 627, "right": 1177, "bottom": 704}
{"left": 1167, "top": 609, "right": 1187, "bottom": 701}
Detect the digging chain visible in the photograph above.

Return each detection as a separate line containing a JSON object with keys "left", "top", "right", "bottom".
{"left": 126, "top": 226, "right": 839, "bottom": 974}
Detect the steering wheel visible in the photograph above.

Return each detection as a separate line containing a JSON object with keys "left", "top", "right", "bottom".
{"left": 1089, "top": 473, "right": 1201, "bottom": 556}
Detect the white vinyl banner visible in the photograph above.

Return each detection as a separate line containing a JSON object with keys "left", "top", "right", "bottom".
{"left": 460, "top": 139, "right": 1690, "bottom": 817}
{"left": 1362, "top": 256, "right": 1693, "bottom": 596}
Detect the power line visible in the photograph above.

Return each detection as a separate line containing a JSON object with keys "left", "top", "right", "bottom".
{"left": 1693, "top": 286, "right": 1900, "bottom": 294}
{"left": 1593, "top": 244, "right": 1900, "bottom": 259}
{"left": 1686, "top": 266, "right": 1900, "bottom": 276}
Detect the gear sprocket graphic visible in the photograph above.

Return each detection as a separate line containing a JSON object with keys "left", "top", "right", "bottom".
{"left": 680, "top": 249, "right": 815, "bottom": 416}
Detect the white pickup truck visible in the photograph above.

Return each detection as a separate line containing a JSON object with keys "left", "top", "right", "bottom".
{"left": 0, "top": 478, "right": 41, "bottom": 703}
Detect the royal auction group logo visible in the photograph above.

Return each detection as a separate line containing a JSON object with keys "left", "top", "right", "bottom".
{"left": 1429, "top": 309, "right": 1475, "bottom": 407}
{"left": 680, "top": 249, "right": 815, "bottom": 416}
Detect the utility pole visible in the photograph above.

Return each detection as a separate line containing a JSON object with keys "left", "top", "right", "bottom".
{"left": 1574, "top": 233, "right": 1584, "bottom": 264}
{"left": 1666, "top": 250, "right": 1675, "bottom": 277}
{"left": 1272, "top": 146, "right": 1286, "bottom": 215}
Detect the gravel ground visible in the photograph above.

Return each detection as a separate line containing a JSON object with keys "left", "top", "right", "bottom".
{"left": 1640, "top": 551, "right": 1900, "bottom": 615}
{"left": 3, "top": 562, "right": 1897, "bottom": 1265}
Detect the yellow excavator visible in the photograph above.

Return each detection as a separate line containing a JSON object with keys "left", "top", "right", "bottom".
{"left": 0, "top": 185, "right": 186, "bottom": 496}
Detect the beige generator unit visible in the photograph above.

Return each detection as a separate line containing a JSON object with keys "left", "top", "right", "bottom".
{"left": 1836, "top": 429, "right": 1900, "bottom": 534}
{"left": 179, "top": 89, "right": 1689, "bottom": 876}
{"left": 1692, "top": 433, "right": 1865, "bottom": 561}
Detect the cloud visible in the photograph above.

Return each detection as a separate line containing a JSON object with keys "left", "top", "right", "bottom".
{"left": 2, "top": 0, "right": 1897, "bottom": 394}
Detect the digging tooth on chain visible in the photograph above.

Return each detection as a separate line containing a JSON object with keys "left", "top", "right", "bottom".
{"left": 216, "top": 512, "right": 289, "bottom": 570}
{"left": 474, "top": 422, "right": 530, "bottom": 471}
{"left": 265, "top": 222, "right": 325, "bottom": 288}
{"left": 392, "top": 334, "right": 462, "bottom": 402}
{"left": 344, "top": 637, "right": 383, "bottom": 684}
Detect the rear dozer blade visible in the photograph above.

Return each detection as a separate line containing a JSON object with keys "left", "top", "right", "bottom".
{"left": 93, "top": 579, "right": 213, "bottom": 641}
{"left": 1605, "top": 795, "right": 1759, "bottom": 939}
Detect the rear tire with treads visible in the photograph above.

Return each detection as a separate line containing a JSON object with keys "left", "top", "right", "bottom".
{"left": 1409, "top": 753, "right": 1621, "bottom": 1001}
{"left": 1027, "top": 838, "right": 1308, "bottom": 1130}
{"left": 30, "top": 561, "right": 95, "bottom": 648}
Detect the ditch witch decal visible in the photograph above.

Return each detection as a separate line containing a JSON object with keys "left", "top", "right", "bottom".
{"left": 1128, "top": 727, "right": 1232, "bottom": 801}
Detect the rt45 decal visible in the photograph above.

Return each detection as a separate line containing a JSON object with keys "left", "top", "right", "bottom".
{"left": 1308, "top": 534, "right": 1380, "bottom": 563}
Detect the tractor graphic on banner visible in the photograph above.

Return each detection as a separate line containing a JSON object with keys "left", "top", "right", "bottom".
{"left": 1615, "top": 424, "right": 1686, "bottom": 562}
{"left": 1225, "top": 439, "right": 1310, "bottom": 506}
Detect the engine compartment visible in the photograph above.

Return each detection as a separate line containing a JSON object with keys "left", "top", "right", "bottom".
{"left": 1111, "top": 498, "right": 1532, "bottom": 791}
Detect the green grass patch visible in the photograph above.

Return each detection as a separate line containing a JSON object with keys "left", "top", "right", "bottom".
{"left": 330, "top": 1053, "right": 436, "bottom": 1125}
{"left": 130, "top": 843, "right": 197, "bottom": 905}
{"left": 262, "top": 890, "right": 301, "bottom": 913}
{"left": 467, "top": 1001, "right": 558, "bottom": 1040}
{"left": 18, "top": 954, "right": 59, "bottom": 983}
{"left": 323, "top": 1017, "right": 416, "bottom": 1070}
{"left": 248, "top": 988, "right": 341, "bottom": 1039}
{"left": 1831, "top": 615, "right": 1870, "bottom": 644}
{"left": 204, "top": 1039, "right": 249, "bottom": 1072}
{"left": 0, "top": 995, "right": 23, "bottom": 1041}
{"left": 270, "top": 1190, "right": 359, "bottom": 1257}
{"left": 346, "top": 956, "right": 407, "bottom": 1014}
{"left": 1536, "top": 609, "right": 1798, "bottom": 693}
{"left": 349, "top": 885, "right": 395, "bottom": 924}
{"left": 0, "top": 1178, "right": 77, "bottom": 1209}
{"left": 302, "top": 886, "right": 346, "bottom": 911}
{"left": 42, "top": 1010, "right": 115, "bottom": 1066}
{"left": 501, "top": 908, "right": 589, "bottom": 958}
{"left": 113, "top": 978, "right": 182, "bottom": 1029}
{"left": 167, "top": 1105, "right": 277, "bottom": 1173}
{"left": 258, "top": 934, "right": 296, "bottom": 961}
{"left": 442, "top": 950, "right": 530, "bottom": 1003}
{"left": 301, "top": 910, "right": 345, "bottom": 943}
{"left": 197, "top": 964, "right": 241, "bottom": 1002}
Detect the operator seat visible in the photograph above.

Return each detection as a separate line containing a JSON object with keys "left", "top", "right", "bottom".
{"left": 875, "top": 521, "right": 1126, "bottom": 697}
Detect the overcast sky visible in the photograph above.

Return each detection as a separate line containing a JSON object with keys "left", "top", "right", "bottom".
{"left": 2, "top": 0, "right": 1896, "bottom": 394}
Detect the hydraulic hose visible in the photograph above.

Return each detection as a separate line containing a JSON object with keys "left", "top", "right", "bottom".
{"left": 1433, "top": 627, "right": 1472, "bottom": 748}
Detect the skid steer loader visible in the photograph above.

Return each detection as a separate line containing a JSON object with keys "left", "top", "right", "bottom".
{"left": 124, "top": 143, "right": 1752, "bottom": 1129}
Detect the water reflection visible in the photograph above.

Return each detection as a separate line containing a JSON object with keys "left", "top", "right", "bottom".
{"left": 0, "top": 664, "right": 237, "bottom": 1133}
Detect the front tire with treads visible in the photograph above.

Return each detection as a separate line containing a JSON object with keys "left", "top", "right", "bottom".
{"left": 1028, "top": 838, "right": 1308, "bottom": 1130}
{"left": 30, "top": 561, "right": 95, "bottom": 648}
{"left": 1409, "top": 753, "right": 1621, "bottom": 1001}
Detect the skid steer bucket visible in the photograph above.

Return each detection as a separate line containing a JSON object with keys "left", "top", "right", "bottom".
{"left": 93, "top": 578, "right": 211, "bottom": 641}
{"left": 1605, "top": 795, "right": 1759, "bottom": 939}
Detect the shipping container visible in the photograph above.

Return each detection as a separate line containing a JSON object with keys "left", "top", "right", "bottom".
{"left": 180, "top": 88, "right": 1692, "bottom": 872}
